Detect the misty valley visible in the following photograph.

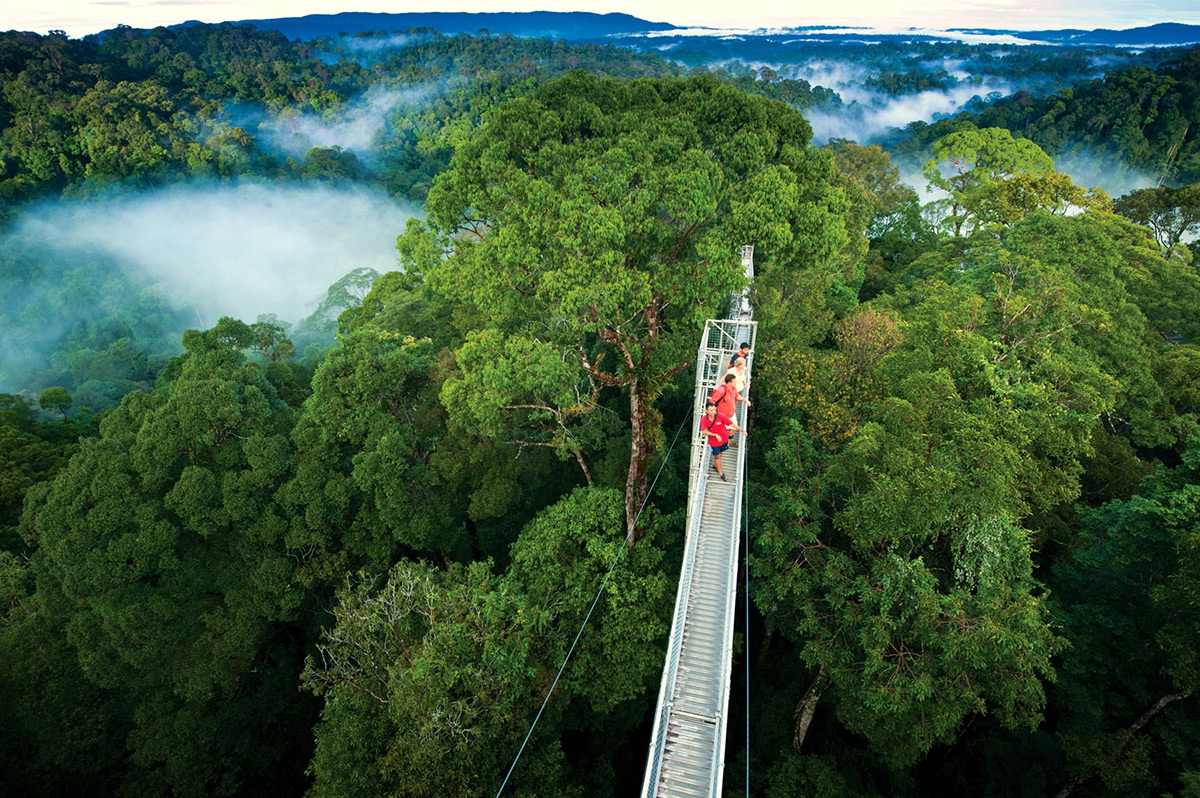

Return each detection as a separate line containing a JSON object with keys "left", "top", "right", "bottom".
{"left": 2, "top": 13, "right": 1200, "bottom": 798}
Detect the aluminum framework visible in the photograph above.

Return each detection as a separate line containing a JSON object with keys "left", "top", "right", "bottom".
{"left": 641, "top": 246, "right": 756, "bottom": 798}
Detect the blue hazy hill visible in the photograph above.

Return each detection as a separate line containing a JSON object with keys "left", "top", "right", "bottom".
{"left": 952, "top": 22, "right": 1200, "bottom": 46}
{"left": 171, "top": 12, "right": 1200, "bottom": 48}
{"left": 188, "top": 11, "right": 675, "bottom": 41}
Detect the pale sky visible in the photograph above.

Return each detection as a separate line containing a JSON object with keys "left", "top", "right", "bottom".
{"left": 3, "top": 0, "right": 1199, "bottom": 39}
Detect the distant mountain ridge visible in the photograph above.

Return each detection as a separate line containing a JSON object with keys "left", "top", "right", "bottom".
{"left": 187, "top": 11, "right": 675, "bottom": 41}
{"left": 951, "top": 22, "right": 1200, "bottom": 46}
{"left": 172, "top": 12, "right": 1200, "bottom": 48}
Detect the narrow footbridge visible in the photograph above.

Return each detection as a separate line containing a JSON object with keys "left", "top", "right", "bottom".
{"left": 641, "top": 247, "right": 757, "bottom": 798}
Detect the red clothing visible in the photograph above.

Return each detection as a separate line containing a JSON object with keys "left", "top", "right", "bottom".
{"left": 710, "top": 383, "right": 738, "bottom": 419}
{"left": 700, "top": 412, "right": 733, "bottom": 446}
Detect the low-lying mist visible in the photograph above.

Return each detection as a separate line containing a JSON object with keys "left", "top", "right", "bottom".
{"left": 1052, "top": 151, "right": 1161, "bottom": 198}
{"left": 771, "top": 59, "right": 1012, "bottom": 144}
{"left": 228, "top": 84, "right": 444, "bottom": 163}
{"left": 807, "top": 82, "right": 1007, "bottom": 145}
{"left": 17, "top": 183, "right": 416, "bottom": 325}
{"left": 705, "top": 57, "right": 1014, "bottom": 145}
{"left": 0, "top": 182, "right": 418, "bottom": 400}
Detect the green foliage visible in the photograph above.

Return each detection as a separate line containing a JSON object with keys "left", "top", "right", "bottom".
{"left": 3, "top": 25, "right": 1200, "bottom": 798}
{"left": 0, "top": 393, "right": 91, "bottom": 547}
{"left": 36, "top": 386, "right": 72, "bottom": 417}
{"left": 0, "top": 590, "right": 130, "bottom": 795}
{"left": 297, "top": 267, "right": 382, "bottom": 338}
{"left": 13, "top": 320, "right": 308, "bottom": 796}
{"left": 889, "top": 47, "right": 1200, "bottom": 186}
{"left": 281, "top": 327, "right": 456, "bottom": 572}
{"left": 1114, "top": 182, "right": 1200, "bottom": 253}
{"left": 303, "top": 560, "right": 580, "bottom": 798}
{"left": 303, "top": 486, "right": 673, "bottom": 796}
{"left": 0, "top": 235, "right": 191, "bottom": 410}
{"left": 749, "top": 180, "right": 1200, "bottom": 786}
{"left": 764, "top": 752, "right": 883, "bottom": 797}
{"left": 507, "top": 487, "right": 671, "bottom": 715}
{"left": 922, "top": 127, "right": 1108, "bottom": 235}
{"left": 418, "top": 70, "right": 851, "bottom": 533}
{"left": 755, "top": 406, "right": 1062, "bottom": 768}
{"left": 1049, "top": 439, "right": 1200, "bottom": 796}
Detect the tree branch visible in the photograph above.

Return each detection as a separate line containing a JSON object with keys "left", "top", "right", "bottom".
{"left": 1053, "top": 693, "right": 1190, "bottom": 798}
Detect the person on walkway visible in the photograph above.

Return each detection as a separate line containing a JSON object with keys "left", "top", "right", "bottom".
{"left": 710, "top": 372, "right": 749, "bottom": 445}
{"left": 725, "top": 356, "right": 748, "bottom": 395}
{"left": 729, "top": 342, "right": 751, "bottom": 367}
{"left": 711, "top": 372, "right": 748, "bottom": 417}
{"left": 700, "top": 401, "right": 745, "bottom": 482}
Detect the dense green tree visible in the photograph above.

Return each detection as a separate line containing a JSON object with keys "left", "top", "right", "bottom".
{"left": 37, "top": 386, "right": 71, "bottom": 418}
{"left": 280, "top": 328, "right": 460, "bottom": 574}
{"left": 747, "top": 194, "right": 1200, "bottom": 789}
{"left": 829, "top": 139, "right": 922, "bottom": 239}
{"left": 247, "top": 319, "right": 295, "bottom": 362}
{"left": 15, "top": 319, "right": 309, "bottom": 796}
{"left": 409, "top": 71, "right": 850, "bottom": 540}
{"left": 300, "top": 146, "right": 365, "bottom": 182}
{"left": 754, "top": 402, "right": 1063, "bottom": 767}
{"left": 506, "top": 487, "right": 671, "bottom": 716}
{"left": 998, "top": 211, "right": 1200, "bottom": 448}
{"left": 1049, "top": 440, "right": 1200, "bottom": 797}
{"left": 302, "top": 560, "right": 577, "bottom": 798}
{"left": 922, "top": 127, "right": 1108, "bottom": 236}
{"left": 296, "top": 266, "right": 383, "bottom": 339}
{"left": 302, "top": 486, "right": 672, "bottom": 797}
{"left": 827, "top": 139, "right": 937, "bottom": 300}
{"left": 72, "top": 80, "right": 177, "bottom": 182}
{"left": 0, "top": 394, "right": 68, "bottom": 539}
{"left": 747, "top": 208, "right": 1200, "bottom": 769}
{"left": 1113, "top": 183, "right": 1200, "bottom": 254}
{"left": 0, "top": 576, "right": 131, "bottom": 796}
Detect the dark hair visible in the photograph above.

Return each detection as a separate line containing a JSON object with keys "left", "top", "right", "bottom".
{"left": 724, "top": 373, "right": 736, "bottom": 383}
{"left": 705, "top": 401, "right": 717, "bottom": 409}
{"left": 738, "top": 342, "right": 750, "bottom": 349}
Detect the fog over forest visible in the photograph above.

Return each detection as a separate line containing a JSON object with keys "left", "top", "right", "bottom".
{"left": 0, "top": 184, "right": 416, "bottom": 394}
{"left": 17, "top": 184, "right": 413, "bottom": 323}
{"left": 234, "top": 84, "right": 444, "bottom": 161}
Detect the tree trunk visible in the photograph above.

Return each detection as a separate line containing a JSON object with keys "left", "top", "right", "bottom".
{"left": 1052, "top": 692, "right": 1189, "bottom": 798}
{"left": 792, "top": 664, "right": 829, "bottom": 753}
{"left": 625, "top": 381, "right": 649, "bottom": 547}
{"left": 573, "top": 449, "right": 594, "bottom": 487}
{"left": 757, "top": 602, "right": 779, "bottom": 664}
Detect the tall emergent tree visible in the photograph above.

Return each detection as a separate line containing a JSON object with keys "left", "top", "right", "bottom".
{"left": 1114, "top": 183, "right": 1200, "bottom": 255}
{"left": 401, "top": 71, "right": 850, "bottom": 541}
{"left": 923, "top": 127, "right": 1109, "bottom": 236}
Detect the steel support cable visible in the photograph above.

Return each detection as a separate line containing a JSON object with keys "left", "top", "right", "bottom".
{"left": 495, "top": 407, "right": 695, "bottom": 797}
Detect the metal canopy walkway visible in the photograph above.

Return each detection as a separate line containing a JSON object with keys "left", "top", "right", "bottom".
{"left": 641, "top": 247, "right": 757, "bottom": 798}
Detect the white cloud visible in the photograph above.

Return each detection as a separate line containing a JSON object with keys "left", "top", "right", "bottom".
{"left": 234, "top": 84, "right": 441, "bottom": 161}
